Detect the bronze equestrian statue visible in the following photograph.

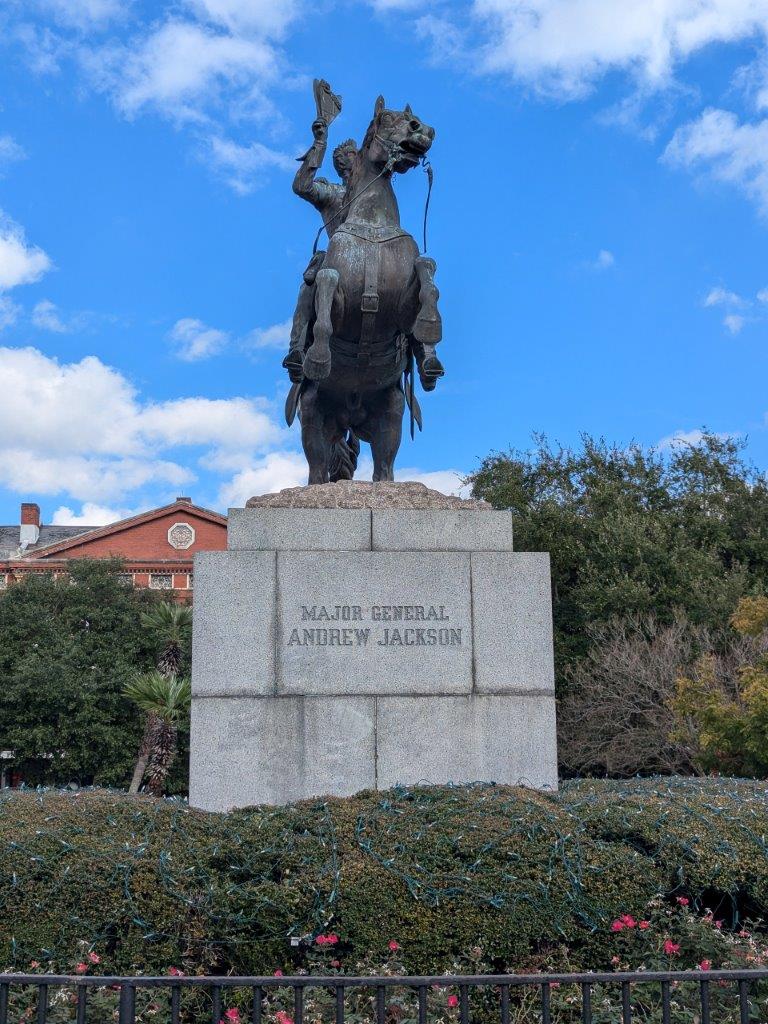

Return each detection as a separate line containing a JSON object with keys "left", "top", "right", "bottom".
{"left": 283, "top": 82, "right": 444, "bottom": 484}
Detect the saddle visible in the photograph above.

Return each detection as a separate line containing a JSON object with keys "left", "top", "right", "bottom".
{"left": 335, "top": 220, "right": 409, "bottom": 366}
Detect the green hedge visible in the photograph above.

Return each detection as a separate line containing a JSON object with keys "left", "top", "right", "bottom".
{"left": 0, "top": 779, "right": 765, "bottom": 976}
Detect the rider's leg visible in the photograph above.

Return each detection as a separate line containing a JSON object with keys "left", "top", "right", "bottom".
{"left": 283, "top": 281, "right": 314, "bottom": 382}
{"left": 283, "top": 252, "right": 326, "bottom": 382}
{"left": 304, "top": 268, "right": 339, "bottom": 381}
{"left": 300, "top": 383, "right": 332, "bottom": 484}
{"left": 368, "top": 385, "right": 405, "bottom": 482}
{"left": 411, "top": 256, "right": 442, "bottom": 346}
{"left": 398, "top": 257, "right": 445, "bottom": 391}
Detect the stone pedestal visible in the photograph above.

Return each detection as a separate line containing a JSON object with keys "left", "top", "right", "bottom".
{"left": 189, "top": 482, "right": 558, "bottom": 811}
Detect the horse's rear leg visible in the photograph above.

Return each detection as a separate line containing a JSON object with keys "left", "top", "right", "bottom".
{"left": 303, "top": 268, "right": 339, "bottom": 381}
{"left": 300, "top": 383, "right": 333, "bottom": 484}
{"left": 368, "top": 385, "right": 405, "bottom": 482}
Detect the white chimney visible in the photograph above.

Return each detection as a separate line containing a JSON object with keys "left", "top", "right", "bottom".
{"left": 20, "top": 503, "right": 40, "bottom": 547}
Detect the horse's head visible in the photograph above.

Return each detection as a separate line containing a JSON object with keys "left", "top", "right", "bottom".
{"left": 362, "top": 95, "right": 435, "bottom": 175}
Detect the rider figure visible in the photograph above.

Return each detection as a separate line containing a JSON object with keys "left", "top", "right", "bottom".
{"left": 282, "top": 119, "right": 357, "bottom": 382}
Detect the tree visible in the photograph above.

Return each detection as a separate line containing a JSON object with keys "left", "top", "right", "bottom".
{"left": 558, "top": 614, "right": 704, "bottom": 777}
{"left": 0, "top": 560, "right": 158, "bottom": 786}
{"left": 123, "top": 672, "right": 191, "bottom": 795}
{"left": 671, "top": 597, "right": 768, "bottom": 777}
{"left": 128, "top": 602, "right": 192, "bottom": 794}
{"left": 468, "top": 432, "right": 768, "bottom": 684}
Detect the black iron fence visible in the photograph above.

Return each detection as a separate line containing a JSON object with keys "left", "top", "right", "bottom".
{"left": 1, "top": 970, "right": 767, "bottom": 1024}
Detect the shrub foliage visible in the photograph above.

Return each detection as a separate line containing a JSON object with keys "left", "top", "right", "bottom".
{"left": 1, "top": 780, "right": 766, "bottom": 979}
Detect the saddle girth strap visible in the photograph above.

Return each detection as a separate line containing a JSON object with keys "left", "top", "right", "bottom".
{"left": 359, "top": 242, "right": 381, "bottom": 368}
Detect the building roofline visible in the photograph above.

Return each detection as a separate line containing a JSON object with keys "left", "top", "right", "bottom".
{"left": 25, "top": 500, "right": 227, "bottom": 559}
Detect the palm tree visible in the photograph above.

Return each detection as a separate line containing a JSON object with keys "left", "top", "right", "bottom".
{"left": 124, "top": 672, "right": 191, "bottom": 796}
{"left": 128, "top": 602, "right": 192, "bottom": 794}
{"left": 141, "top": 602, "right": 193, "bottom": 676}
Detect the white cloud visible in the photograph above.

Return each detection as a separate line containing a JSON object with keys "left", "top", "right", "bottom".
{"left": 757, "top": 287, "right": 768, "bottom": 303}
{"left": 87, "top": 20, "right": 279, "bottom": 122}
{"left": 0, "top": 212, "right": 51, "bottom": 291}
{"left": 51, "top": 501, "right": 131, "bottom": 526}
{"left": 218, "top": 450, "right": 307, "bottom": 506}
{"left": 169, "top": 316, "right": 229, "bottom": 360}
{"left": 244, "top": 317, "right": 291, "bottom": 350}
{"left": 724, "top": 313, "right": 746, "bottom": 334}
{"left": 664, "top": 108, "right": 768, "bottom": 215}
{"left": 205, "top": 135, "right": 294, "bottom": 193}
{"left": 186, "top": 0, "right": 298, "bottom": 38}
{"left": 0, "top": 296, "right": 21, "bottom": 330}
{"left": 140, "top": 396, "right": 281, "bottom": 450}
{"left": 37, "top": 0, "right": 128, "bottom": 29}
{"left": 659, "top": 428, "right": 708, "bottom": 450}
{"left": 0, "top": 136, "right": 26, "bottom": 174}
{"left": 0, "top": 345, "right": 285, "bottom": 502}
{"left": 593, "top": 249, "right": 615, "bottom": 269}
{"left": 396, "top": 467, "right": 471, "bottom": 498}
{"left": 704, "top": 285, "right": 744, "bottom": 307}
{"left": 30, "top": 298, "right": 92, "bottom": 334}
{"left": 464, "top": 0, "right": 768, "bottom": 99}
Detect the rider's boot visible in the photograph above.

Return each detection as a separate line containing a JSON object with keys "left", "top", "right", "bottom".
{"left": 412, "top": 340, "right": 444, "bottom": 392}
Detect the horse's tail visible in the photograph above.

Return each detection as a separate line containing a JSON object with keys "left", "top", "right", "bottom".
{"left": 329, "top": 430, "right": 360, "bottom": 482}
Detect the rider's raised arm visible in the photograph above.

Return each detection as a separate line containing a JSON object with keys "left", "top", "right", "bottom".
{"left": 293, "top": 119, "right": 328, "bottom": 207}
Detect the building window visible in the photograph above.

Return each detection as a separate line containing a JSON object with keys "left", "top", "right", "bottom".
{"left": 0, "top": 574, "right": 7, "bottom": 590}
{"left": 116, "top": 573, "right": 133, "bottom": 587}
{"left": 149, "top": 573, "right": 173, "bottom": 590}
{"left": 168, "top": 522, "right": 195, "bottom": 550}
{"left": 187, "top": 573, "right": 194, "bottom": 590}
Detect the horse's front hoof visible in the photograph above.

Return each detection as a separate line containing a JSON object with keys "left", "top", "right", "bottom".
{"left": 303, "top": 347, "right": 331, "bottom": 380}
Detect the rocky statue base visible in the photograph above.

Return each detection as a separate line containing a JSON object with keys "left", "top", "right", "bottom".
{"left": 189, "top": 482, "right": 558, "bottom": 811}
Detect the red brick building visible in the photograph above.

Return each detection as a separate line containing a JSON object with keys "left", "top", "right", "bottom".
{"left": 0, "top": 497, "right": 227, "bottom": 598}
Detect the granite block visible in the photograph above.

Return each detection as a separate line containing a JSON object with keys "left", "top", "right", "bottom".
{"left": 471, "top": 552, "right": 555, "bottom": 694}
{"left": 189, "top": 695, "right": 376, "bottom": 810}
{"left": 372, "top": 509, "right": 513, "bottom": 551}
{"left": 375, "top": 694, "right": 558, "bottom": 790}
{"left": 276, "top": 550, "right": 473, "bottom": 695}
{"left": 191, "top": 550, "right": 276, "bottom": 697}
{"left": 228, "top": 508, "right": 371, "bottom": 551}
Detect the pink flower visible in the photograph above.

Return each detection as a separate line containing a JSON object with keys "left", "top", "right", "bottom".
{"left": 611, "top": 956, "right": 620, "bottom": 966}
{"left": 388, "top": 941, "right": 400, "bottom": 951}
{"left": 739, "top": 930, "right": 751, "bottom": 938}
{"left": 273, "top": 970, "right": 283, "bottom": 978}
{"left": 447, "top": 996, "right": 459, "bottom": 1009}
{"left": 699, "top": 960, "right": 712, "bottom": 971}
{"left": 224, "top": 1009, "right": 241, "bottom": 1023}
{"left": 676, "top": 897, "right": 689, "bottom": 906}
{"left": 620, "top": 915, "right": 637, "bottom": 928}
{"left": 29, "top": 961, "right": 40, "bottom": 969}
{"left": 316, "top": 933, "right": 339, "bottom": 946}
{"left": 88, "top": 952, "right": 101, "bottom": 964}
{"left": 331, "top": 960, "right": 341, "bottom": 969}
{"left": 275, "top": 1012, "right": 294, "bottom": 1024}
{"left": 714, "top": 920, "right": 723, "bottom": 930}
{"left": 639, "top": 921, "right": 650, "bottom": 930}
{"left": 610, "top": 920, "right": 625, "bottom": 932}
{"left": 663, "top": 940, "right": 680, "bottom": 956}
{"left": 75, "top": 963, "right": 88, "bottom": 975}
{"left": 168, "top": 968, "right": 184, "bottom": 977}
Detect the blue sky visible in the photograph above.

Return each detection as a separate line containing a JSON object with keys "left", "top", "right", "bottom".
{"left": 1, "top": 0, "right": 768, "bottom": 526}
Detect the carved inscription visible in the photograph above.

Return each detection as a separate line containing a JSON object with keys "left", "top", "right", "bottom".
{"left": 287, "top": 604, "right": 463, "bottom": 648}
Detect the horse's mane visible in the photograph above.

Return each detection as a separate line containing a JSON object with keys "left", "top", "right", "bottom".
{"left": 344, "top": 115, "right": 380, "bottom": 200}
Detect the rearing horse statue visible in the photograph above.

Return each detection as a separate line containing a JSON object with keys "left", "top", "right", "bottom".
{"left": 285, "top": 94, "right": 444, "bottom": 484}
